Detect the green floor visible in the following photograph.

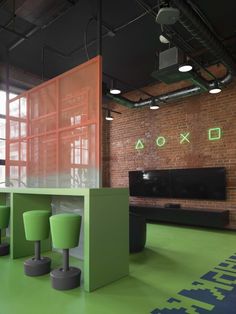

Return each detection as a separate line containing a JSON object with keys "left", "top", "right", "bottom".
{"left": 0, "top": 223, "right": 236, "bottom": 314}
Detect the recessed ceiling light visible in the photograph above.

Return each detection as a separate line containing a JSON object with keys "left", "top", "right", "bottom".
{"left": 150, "top": 104, "right": 160, "bottom": 110}
{"left": 178, "top": 64, "right": 193, "bottom": 72}
{"left": 209, "top": 88, "right": 222, "bottom": 94}
{"left": 109, "top": 88, "right": 121, "bottom": 95}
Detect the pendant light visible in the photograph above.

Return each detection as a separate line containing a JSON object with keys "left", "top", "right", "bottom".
{"left": 109, "top": 79, "right": 121, "bottom": 95}
{"left": 105, "top": 110, "right": 114, "bottom": 121}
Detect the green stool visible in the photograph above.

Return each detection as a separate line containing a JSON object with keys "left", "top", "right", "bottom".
{"left": 0, "top": 205, "right": 10, "bottom": 256}
{"left": 50, "top": 213, "right": 82, "bottom": 290}
{"left": 23, "top": 210, "right": 51, "bottom": 276}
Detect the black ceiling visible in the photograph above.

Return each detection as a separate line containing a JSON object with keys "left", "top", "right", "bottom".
{"left": 1, "top": 0, "right": 236, "bottom": 93}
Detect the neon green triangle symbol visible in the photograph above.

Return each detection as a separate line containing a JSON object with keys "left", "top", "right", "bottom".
{"left": 135, "top": 139, "right": 144, "bottom": 150}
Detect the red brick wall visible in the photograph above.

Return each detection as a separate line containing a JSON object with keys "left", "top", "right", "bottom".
{"left": 102, "top": 69, "right": 236, "bottom": 227}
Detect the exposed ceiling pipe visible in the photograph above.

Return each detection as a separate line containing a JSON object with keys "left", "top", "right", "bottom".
{"left": 107, "top": 0, "right": 235, "bottom": 109}
{"left": 106, "top": 72, "right": 233, "bottom": 108}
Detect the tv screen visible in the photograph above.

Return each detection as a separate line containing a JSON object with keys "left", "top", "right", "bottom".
{"left": 129, "top": 167, "right": 226, "bottom": 200}
{"left": 129, "top": 170, "right": 171, "bottom": 198}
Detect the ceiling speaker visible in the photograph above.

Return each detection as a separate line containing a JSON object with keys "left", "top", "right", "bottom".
{"left": 156, "top": 7, "right": 180, "bottom": 25}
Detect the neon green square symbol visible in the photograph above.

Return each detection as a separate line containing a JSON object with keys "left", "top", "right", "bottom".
{"left": 208, "top": 128, "right": 222, "bottom": 141}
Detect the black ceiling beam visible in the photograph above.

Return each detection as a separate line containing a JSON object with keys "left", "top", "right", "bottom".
{"left": 0, "top": 22, "right": 27, "bottom": 38}
{"left": 9, "top": 25, "right": 40, "bottom": 51}
{"left": 0, "top": 13, "right": 16, "bottom": 35}
{"left": 7, "top": 0, "right": 79, "bottom": 51}
{"left": 0, "top": 0, "right": 8, "bottom": 9}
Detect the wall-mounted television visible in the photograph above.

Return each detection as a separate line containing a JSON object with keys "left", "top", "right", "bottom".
{"left": 129, "top": 167, "right": 226, "bottom": 200}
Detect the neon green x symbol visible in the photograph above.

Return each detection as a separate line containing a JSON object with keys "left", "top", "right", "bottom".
{"left": 180, "top": 132, "right": 190, "bottom": 144}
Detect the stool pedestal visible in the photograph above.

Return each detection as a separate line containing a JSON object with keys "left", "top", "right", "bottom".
{"left": 50, "top": 249, "right": 81, "bottom": 290}
{"left": 24, "top": 257, "right": 51, "bottom": 276}
{"left": 24, "top": 241, "right": 51, "bottom": 276}
{"left": 0, "top": 237, "right": 10, "bottom": 256}
{"left": 0, "top": 229, "right": 9, "bottom": 256}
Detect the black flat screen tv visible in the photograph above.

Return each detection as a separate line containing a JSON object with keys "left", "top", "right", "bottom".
{"left": 129, "top": 167, "right": 226, "bottom": 200}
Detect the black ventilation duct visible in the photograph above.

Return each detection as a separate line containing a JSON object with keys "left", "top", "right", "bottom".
{"left": 170, "top": 0, "right": 236, "bottom": 74}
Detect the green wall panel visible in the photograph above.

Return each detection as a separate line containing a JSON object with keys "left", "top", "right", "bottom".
{"left": 87, "top": 190, "right": 129, "bottom": 291}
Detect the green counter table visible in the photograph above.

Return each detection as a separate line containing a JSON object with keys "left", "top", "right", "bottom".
{"left": 0, "top": 187, "right": 129, "bottom": 292}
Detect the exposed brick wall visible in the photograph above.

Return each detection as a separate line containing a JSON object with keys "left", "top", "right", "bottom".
{"left": 102, "top": 66, "right": 236, "bottom": 227}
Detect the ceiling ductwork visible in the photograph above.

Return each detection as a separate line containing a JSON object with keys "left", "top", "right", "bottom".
{"left": 107, "top": 0, "right": 236, "bottom": 109}
{"left": 107, "top": 71, "right": 233, "bottom": 108}
{"left": 170, "top": 0, "right": 236, "bottom": 73}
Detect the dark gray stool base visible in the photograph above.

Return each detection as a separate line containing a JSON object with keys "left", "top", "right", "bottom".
{"left": 129, "top": 213, "right": 146, "bottom": 253}
{"left": 0, "top": 243, "right": 10, "bottom": 256}
{"left": 24, "top": 257, "right": 51, "bottom": 276}
{"left": 50, "top": 267, "right": 81, "bottom": 290}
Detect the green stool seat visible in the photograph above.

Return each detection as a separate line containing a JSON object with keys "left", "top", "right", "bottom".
{"left": 23, "top": 210, "right": 50, "bottom": 241}
{"left": 23, "top": 210, "right": 51, "bottom": 276}
{"left": 0, "top": 205, "right": 10, "bottom": 256}
{"left": 50, "top": 213, "right": 82, "bottom": 290}
{"left": 50, "top": 213, "right": 81, "bottom": 249}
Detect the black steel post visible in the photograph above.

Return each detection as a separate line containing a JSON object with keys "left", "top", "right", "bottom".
{"left": 6, "top": 50, "right": 9, "bottom": 106}
{"left": 0, "top": 229, "right": 1, "bottom": 245}
{"left": 34, "top": 241, "right": 41, "bottom": 260}
{"left": 5, "top": 49, "right": 10, "bottom": 187}
{"left": 97, "top": 0, "right": 102, "bottom": 56}
{"left": 63, "top": 249, "right": 69, "bottom": 271}
{"left": 41, "top": 46, "right": 45, "bottom": 81}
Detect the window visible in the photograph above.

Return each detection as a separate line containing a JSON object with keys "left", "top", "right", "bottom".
{"left": 0, "top": 90, "right": 18, "bottom": 185}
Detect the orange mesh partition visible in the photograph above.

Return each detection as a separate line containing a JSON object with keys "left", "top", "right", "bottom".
{"left": 6, "top": 56, "right": 102, "bottom": 187}
{"left": 28, "top": 81, "right": 57, "bottom": 136}
{"left": 28, "top": 133, "right": 57, "bottom": 187}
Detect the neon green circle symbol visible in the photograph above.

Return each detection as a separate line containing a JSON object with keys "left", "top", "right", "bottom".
{"left": 156, "top": 136, "right": 166, "bottom": 147}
